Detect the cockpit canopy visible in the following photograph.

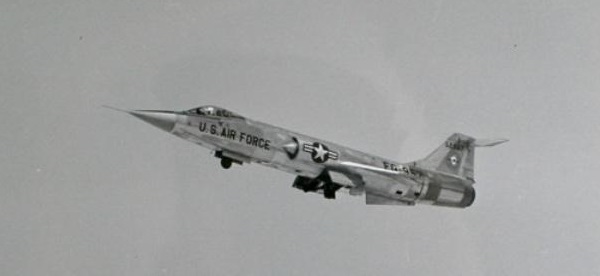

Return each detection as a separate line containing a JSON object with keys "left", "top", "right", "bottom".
{"left": 185, "top": 105, "right": 244, "bottom": 119}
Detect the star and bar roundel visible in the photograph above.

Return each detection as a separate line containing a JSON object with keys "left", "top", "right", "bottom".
{"left": 302, "top": 142, "right": 339, "bottom": 163}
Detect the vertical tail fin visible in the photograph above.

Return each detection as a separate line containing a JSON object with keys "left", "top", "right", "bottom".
{"left": 416, "top": 133, "right": 508, "bottom": 181}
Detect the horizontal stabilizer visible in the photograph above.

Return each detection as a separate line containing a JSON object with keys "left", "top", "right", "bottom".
{"left": 474, "top": 138, "right": 509, "bottom": 147}
{"left": 416, "top": 133, "right": 508, "bottom": 181}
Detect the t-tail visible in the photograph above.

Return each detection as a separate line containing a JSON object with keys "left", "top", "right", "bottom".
{"left": 410, "top": 133, "right": 507, "bottom": 208}
{"left": 416, "top": 133, "right": 508, "bottom": 182}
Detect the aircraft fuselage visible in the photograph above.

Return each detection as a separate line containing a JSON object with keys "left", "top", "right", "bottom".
{"left": 172, "top": 110, "right": 420, "bottom": 202}
{"left": 114, "top": 105, "right": 507, "bottom": 208}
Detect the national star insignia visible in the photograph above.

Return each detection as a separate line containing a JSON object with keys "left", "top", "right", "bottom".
{"left": 313, "top": 143, "right": 328, "bottom": 161}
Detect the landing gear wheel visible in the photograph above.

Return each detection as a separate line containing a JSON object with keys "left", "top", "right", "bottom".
{"left": 220, "top": 158, "right": 232, "bottom": 169}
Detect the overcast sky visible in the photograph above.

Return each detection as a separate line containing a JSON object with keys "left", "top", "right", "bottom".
{"left": 2, "top": 0, "right": 600, "bottom": 275}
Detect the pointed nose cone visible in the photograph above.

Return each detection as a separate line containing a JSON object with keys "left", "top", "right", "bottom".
{"left": 129, "top": 110, "right": 176, "bottom": 132}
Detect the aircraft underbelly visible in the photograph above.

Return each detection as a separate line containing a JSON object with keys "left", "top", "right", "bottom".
{"left": 364, "top": 180, "right": 406, "bottom": 199}
{"left": 174, "top": 115, "right": 448, "bottom": 205}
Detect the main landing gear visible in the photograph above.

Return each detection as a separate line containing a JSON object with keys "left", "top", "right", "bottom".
{"left": 292, "top": 170, "right": 341, "bottom": 199}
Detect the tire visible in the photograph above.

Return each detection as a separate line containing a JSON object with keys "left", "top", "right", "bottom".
{"left": 220, "top": 158, "right": 232, "bottom": 169}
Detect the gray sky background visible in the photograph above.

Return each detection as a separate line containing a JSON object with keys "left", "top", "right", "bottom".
{"left": 2, "top": 1, "right": 600, "bottom": 275}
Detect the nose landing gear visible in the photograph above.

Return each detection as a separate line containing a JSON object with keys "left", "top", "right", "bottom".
{"left": 214, "top": 151, "right": 242, "bottom": 169}
{"left": 220, "top": 157, "right": 233, "bottom": 169}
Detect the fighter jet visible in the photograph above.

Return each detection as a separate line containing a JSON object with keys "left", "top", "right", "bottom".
{"left": 108, "top": 105, "right": 507, "bottom": 208}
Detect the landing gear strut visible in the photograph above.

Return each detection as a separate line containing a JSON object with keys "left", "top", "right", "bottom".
{"left": 317, "top": 170, "right": 338, "bottom": 199}
{"left": 323, "top": 182, "right": 336, "bottom": 199}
